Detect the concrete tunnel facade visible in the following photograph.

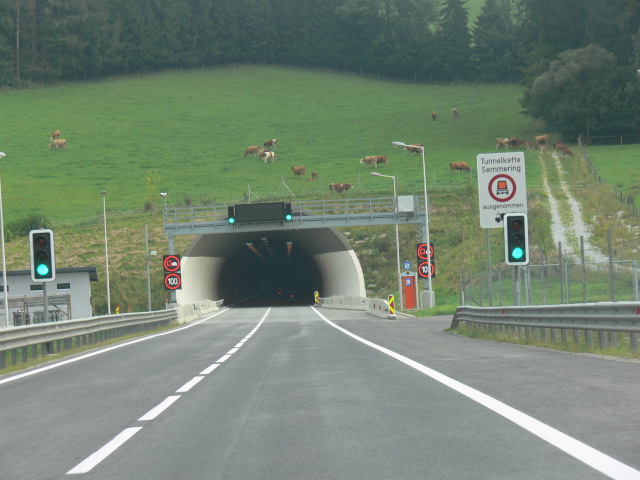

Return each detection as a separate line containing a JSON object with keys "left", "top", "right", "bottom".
{"left": 176, "top": 227, "right": 366, "bottom": 305}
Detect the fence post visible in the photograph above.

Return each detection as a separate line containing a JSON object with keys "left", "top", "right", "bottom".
{"left": 633, "top": 260, "right": 639, "bottom": 302}
{"left": 558, "top": 241, "right": 564, "bottom": 304}
{"left": 565, "top": 255, "right": 571, "bottom": 304}
{"left": 608, "top": 229, "right": 615, "bottom": 302}
{"left": 487, "top": 229, "right": 493, "bottom": 307}
{"left": 580, "top": 236, "right": 586, "bottom": 303}
{"left": 468, "top": 267, "right": 473, "bottom": 306}
{"left": 541, "top": 245, "right": 546, "bottom": 305}
{"left": 478, "top": 246, "right": 483, "bottom": 307}
{"left": 497, "top": 259, "right": 502, "bottom": 306}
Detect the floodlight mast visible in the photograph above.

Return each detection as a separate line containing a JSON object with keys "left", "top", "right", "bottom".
{"left": 392, "top": 141, "right": 433, "bottom": 307}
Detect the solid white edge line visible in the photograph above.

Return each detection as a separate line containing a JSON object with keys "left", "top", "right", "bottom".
{"left": 0, "top": 309, "right": 231, "bottom": 386}
{"left": 176, "top": 376, "right": 204, "bottom": 393}
{"left": 138, "top": 395, "right": 181, "bottom": 421}
{"left": 200, "top": 363, "right": 220, "bottom": 375}
{"left": 67, "top": 427, "right": 142, "bottom": 475}
{"left": 311, "top": 307, "right": 640, "bottom": 480}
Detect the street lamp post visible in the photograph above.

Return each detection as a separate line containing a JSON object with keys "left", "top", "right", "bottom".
{"left": 0, "top": 153, "right": 9, "bottom": 327}
{"left": 101, "top": 190, "right": 111, "bottom": 315}
{"left": 371, "top": 172, "right": 403, "bottom": 310}
{"left": 392, "top": 142, "right": 434, "bottom": 308}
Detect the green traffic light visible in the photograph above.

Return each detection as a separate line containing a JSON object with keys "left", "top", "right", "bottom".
{"left": 285, "top": 214, "right": 292, "bottom": 221}
{"left": 228, "top": 217, "right": 235, "bottom": 224}
{"left": 36, "top": 263, "right": 50, "bottom": 276}
{"left": 511, "top": 247, "right": 524, "bottom": 260}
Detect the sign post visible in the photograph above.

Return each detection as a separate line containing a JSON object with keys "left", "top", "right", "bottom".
{"left": 476, "top": 152, "right": 527, "bottom": 228}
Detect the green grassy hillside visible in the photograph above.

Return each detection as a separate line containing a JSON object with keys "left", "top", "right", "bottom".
{"left": 0, "top": 65, "right": 636, "bottom": 315}
{"left": 0, "top": 66, "right": 541, "bottom": 222}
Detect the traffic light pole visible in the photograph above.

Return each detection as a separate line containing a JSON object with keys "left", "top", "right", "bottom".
{"left": 43, "top": 281, "right": 48, "bottom": 323}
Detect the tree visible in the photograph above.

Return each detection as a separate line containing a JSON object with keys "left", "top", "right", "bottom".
{"left": 435, "top": 0, "right": 471, "bottom": 81}
{"left": 472, "top": 0, "right": 519, "bottom": 82}
{"left": 523, "top": 45, "right": 640, "bottom": 139}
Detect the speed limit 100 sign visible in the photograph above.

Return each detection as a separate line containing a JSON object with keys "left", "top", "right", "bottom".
{"left": 164, "top": 272, "right": 182, "bottom": 290}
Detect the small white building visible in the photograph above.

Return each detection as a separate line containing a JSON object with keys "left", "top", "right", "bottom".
{"left": 0, "top": 267, "right": 97, "bottom": 325}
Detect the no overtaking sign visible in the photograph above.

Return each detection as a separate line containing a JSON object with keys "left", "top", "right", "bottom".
{"left": 477, "top": 152, "right": 527, "bottom": 228}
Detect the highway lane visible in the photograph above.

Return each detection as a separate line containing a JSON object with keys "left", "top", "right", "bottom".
{"left": 0, "top": 306, "right": 638, "bottom": 479}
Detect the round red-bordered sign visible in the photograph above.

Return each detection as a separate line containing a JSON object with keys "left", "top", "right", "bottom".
{"left": 488, "top": 174, "right": 516, "bottom": 202}
{"left": 164, "top": 272, "right": 182, "bottom": 290}
{"left": 418, "top": 261, "right": 435, "bottom": 278}
{"left": 417, "top": 243, "right": 433, "bottom": 260}
{"left": 163, "top": 255, "right": 181, "bottom": 272}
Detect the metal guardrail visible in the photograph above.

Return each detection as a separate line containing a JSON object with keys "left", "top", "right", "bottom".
{"left": 0, "top": 310, "right": 178, "bottom": 370}
{"left": 451, "top": 303, "right": 640, "bottom": 351}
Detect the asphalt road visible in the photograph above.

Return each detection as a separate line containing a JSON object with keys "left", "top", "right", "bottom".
{"left": 1, "top": 306, "right": 639, "bottom": 479}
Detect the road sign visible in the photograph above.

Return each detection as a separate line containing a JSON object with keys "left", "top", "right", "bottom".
{"left": 418, "top": 261, "right": 435, "bottom": 279}
{"left": 477, "top": 152, "right": 527, "bottom": 228}
{"left": 164, "top": 272, "right": 182, "bottom": 290}
{"left": 417, "top": 243, "right": 433, "bottom": 261}
{"left": 403, "top": 261, "right": 412, "bottom": 270}
{"left": 163, "top": 255, "right": 181, "bottom": 272}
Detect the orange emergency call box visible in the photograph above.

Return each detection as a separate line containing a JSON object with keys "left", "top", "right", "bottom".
{"left": 402, "top": 271, "right": 418, "bottom": 310}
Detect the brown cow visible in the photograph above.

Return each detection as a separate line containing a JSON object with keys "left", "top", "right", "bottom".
{"left": 555, "top": 143, "right": 567, "bottom": 152}
{"left": 431, "top": 111, "right": 437, "bottom": 121}
{"left": 374, "top": 155, "right": 389, "bottom": 167}
{"left": 404, "top": 144, "right": 423, "bottom": 156}
{"left": 329, "top": 183, "right": 354, "bottom": 193}
{"left": 496, "top": 138, "right": 510, "bottom": 149}
{"left": 292, "top": 166, "right": 306, "bottom": 177}
{"left": 562, "top": 148, "right": 573, "bottom": 158}
{"left": 535, "top": 134, "right": 549, "bottom": 146}
{"left": 360, "top": 156, "right": 377, "bottom": 168}
{"left": 244, "top": 146, "right": 260, "bottom": 157}
{"left": 311, "top": 171, "right": 318, "bottom": 180}
{"left": 525, "top": 141, "right": 535, "bottom": 151}
{"left": 263, "top": 139, "right": 278, "bottom": 150}
{"left": 452, "top": 108, "right": 460, "bottom": 118}
{"left": 450, "top": 161, "right": 471, "bottom": 174}
{"left": 49, "top": 139, "right": 67, "bottom": 150}
{"left": 540, "top": 145, "right": 549, "bottom": 154}
{"left": 50, "top": 130, "right": 61, "bottom": 142}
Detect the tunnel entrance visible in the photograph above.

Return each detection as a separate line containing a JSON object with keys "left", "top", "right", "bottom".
{"left": 218, "top": 234, "right": 322, "bottom": 306}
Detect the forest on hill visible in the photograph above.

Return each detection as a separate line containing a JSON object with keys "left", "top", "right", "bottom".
{"left": 1, "top": 0, "right": 639, "bottom": 138}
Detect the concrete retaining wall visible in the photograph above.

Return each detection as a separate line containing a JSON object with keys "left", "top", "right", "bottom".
{"left": 172, "top": 299, "right": 222, "bottom": 324}
{"left": 320, "top": 296, "right": 393, "bottom": 319}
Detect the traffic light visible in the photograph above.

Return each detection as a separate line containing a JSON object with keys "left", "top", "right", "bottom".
{"left": 29, "top": 229, "right": 56, "bottom": 282}
{"left": 227, "top": 205, "right": 235, "bottom": 224}
{"left": 285, "top": 203, "right": 292, "bottom": 221}
{"left": 503, "top": 213, "right": 529, "bottom": 265}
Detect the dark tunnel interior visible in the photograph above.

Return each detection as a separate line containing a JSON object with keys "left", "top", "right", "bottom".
{"left": 218, "top": 235, "right": 323, "bottom": 306}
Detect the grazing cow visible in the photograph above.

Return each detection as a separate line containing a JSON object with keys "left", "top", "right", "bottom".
{"left": 452, "top": 108, "right": 460, "bottom": 118}
{"left": 311, "top": 171, "right": 318, "bottom": 180}
{"left": 450, "top": 161, "right": 471, "bottom": 174}
{"left": 525, "top": 141, "right": 535, "bottom": 151}
{"left": 404, "top": 144, "right": 423, "bottom": 156}
{"left": 292, "top": 166, "right": 306, "bottom": 177}
{"left": 535, "top": 134, "right": 550, "bottom": 146}
{"left": 263, "top": 139, "right": 278, "bottom": 150}
{"left": 374, "top": 155, "right": 389, "bottom": 167}
{"left": 360, "top": 156, "right": 377, "bottom": 168}
{"left": 540, "top": 145, "right": 549, "bottom": 154}
{"left": 509, "top": 137, "right": 520, "bottom": 148}
{"left": 496, "top": 138, "right": 510, "bottom": 149}
{"left": 431, "top": 111, "right": 437, "bottom": 121}
{"left": 552, "top": 141, "right": 563, "bottom": 149}
{"left": 330, "top": 183, "right": 354, "bottom": 193}
{"left": 49, "top": 139, "right": 67, "bottom": 150}
{"left": 562, "top": 148, "right": 573, "bottom": 158}
{"left": 258, "top": 148, "right": 271, "bottom": 160}
{"left": 262, "top": 151, "right": 277, "bottom": 163}
{"left": 555, "top": 143, "right": 567, "bottom": 152}
{"left": 244, "top": 146, "right": 260, "bottom": 157}
{"left": 50, "top": 130, "right": 61, "bottom": 142}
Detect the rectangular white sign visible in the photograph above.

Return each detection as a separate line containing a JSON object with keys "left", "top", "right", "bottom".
{"left": 477, "top": 152, "right": 527, "bottom": 228}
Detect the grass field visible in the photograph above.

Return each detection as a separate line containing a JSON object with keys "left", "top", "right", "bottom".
{"left": 583, "top": 144, "right": 640, "bottom": 205}
{"left": 0, "top": 65, "right": 543, "bottom": 223}
{"left": 0, "top": 64, "right": 637, "bottom": 316}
